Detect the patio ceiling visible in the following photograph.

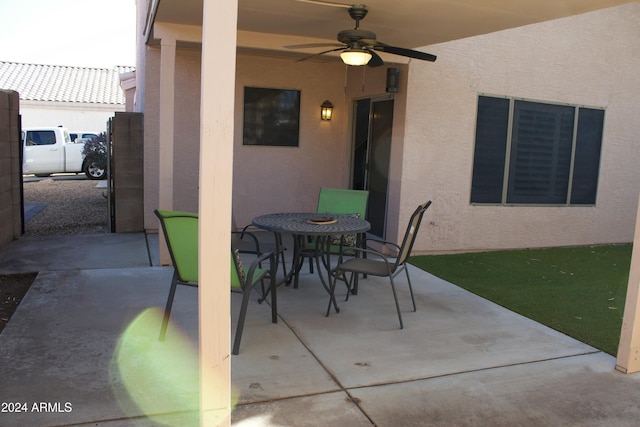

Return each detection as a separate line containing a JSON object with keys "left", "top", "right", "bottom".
{"left": 149, "top": 0, "right": 635, "bottom": 55}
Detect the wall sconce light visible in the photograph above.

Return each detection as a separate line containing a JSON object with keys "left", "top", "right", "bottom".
{"left": 386, "top": 67, "right": 400, "bottom": 93}
{"left": 321, "top": 100, "right": 334, "bottom": 121}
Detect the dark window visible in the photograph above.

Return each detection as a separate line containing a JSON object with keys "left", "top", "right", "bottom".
{"left": 470, "top": 97, "right": 509, "bottom": 203}
{"left": 470, "top": 96, "right": 604, "bottom": 205}
{"left": 25, "top": 131, "right": 56, "bottom": 146}
{"left": 243, "top": 87, "right": 301, "bottom": 146}
{"left": 507, "top": 101, "right": 575, "bottom": 204}
{"left": 571, "top": 108, "right": 604, "bottom": 204}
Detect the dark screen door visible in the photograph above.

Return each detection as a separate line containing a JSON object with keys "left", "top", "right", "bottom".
{"left": 351, "top": 98, "right": 394, "bottom": 238}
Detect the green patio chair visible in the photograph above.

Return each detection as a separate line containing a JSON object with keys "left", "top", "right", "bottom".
{"left": 297, "top": 187, "right": 369, "bottom": 284}
{"left": 155, "top": 209, "right": 277, "bottom": 355}
{"left": 327, "top": 201, "right": 432, "bottom": 329}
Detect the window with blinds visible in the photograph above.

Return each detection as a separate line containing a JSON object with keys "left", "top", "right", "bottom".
{"left": 470, "top": 95, "right": 604, "bottom": 206}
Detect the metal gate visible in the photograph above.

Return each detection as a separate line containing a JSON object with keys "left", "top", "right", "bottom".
{"left": 107, "top": 112, "right": 144, "bottom": 233}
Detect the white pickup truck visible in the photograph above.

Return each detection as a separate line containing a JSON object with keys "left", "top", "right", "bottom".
{"left": 22, "top": 127, "right": 106, "bottom": 180}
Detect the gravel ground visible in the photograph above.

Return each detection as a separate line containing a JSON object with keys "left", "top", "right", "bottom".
{"left": 23, "top": 177, "right": 109, "bottom": 236}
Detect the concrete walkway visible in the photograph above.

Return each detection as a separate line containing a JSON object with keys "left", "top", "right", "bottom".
{"left": 0, "top": 232, "right": 639, "bottom": 426}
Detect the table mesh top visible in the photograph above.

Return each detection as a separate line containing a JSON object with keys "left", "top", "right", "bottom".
{"left": 252, "top": 212, "right": 370, "bottom": 235}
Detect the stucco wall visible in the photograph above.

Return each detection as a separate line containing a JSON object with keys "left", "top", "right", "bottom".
{"left": 142, "top": 4, "right": 640, "bottom": 251}
{"left": 233, "top": 53, "right": 405, "bottom": 227}
{"left": 173, "top": 49, "right": 202, "bottom": 213}
{"left": 233, "top": 53, "right": 347, "bottom": 225}
{"left": 142, "top": 46, "right": 161, "bottom": 230}
{"left": 142, "top": 46, "right": 206, "bottom": 228}
{"left": 143, "top": 48, "right": 402, "bottom": 230}
{"left": 402, "top": 3, "right": 640, "bottom": 253}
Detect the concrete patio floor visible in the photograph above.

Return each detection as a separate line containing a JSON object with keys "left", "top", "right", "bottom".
{"left": 1, "top": 232, "right": 640, "bottom": 426}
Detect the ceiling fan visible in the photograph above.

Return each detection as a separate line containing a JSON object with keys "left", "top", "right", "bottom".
{"left": 290, "top": 2, "right": 437, "bottom": 67}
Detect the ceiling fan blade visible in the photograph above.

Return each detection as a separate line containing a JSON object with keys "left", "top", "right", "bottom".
{"left": 294, "top": 0, "right": 351, "bottom": 8}
{"left": 374, "top": 43, "right": 437, "bottom": 62}
{"left": 366, "top": 49, "right": 384, "bottom": 67}
{"left": 296, "top": 46, "right": 347, "bottom": 62}
{"left": 285, "top": 43, "right": 344, "bottom": 49}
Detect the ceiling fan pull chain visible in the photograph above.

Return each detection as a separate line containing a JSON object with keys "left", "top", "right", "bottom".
{"left": 344, "top": 64, "right": 349, "bottom": 94}
{"left": 362, "top": 65, "right": 366, "bottom": 92}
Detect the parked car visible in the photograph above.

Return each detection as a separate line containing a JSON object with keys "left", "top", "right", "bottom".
{"left": 69, "top": 131, "right": 100, "bottom": 143}
{"left": 22, "top": 127, "right": 106, "bottom": 180}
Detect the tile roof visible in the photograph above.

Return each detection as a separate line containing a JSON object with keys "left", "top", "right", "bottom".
{"left": 0, "top": 61, "right": 135, "bottom": 105}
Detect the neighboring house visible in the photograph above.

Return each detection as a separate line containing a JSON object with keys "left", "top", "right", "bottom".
{"left": 134, "top": 1, "right": 640, "bottom": 255}
{"left": 0, "top": 61, "right": 134, "bottom": 131}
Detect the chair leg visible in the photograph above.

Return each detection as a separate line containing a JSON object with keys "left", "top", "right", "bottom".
{"left": 279, "top": 246, "right": 288, "bottom": 279}
{"left": 292, "top": 235, "right": 305, "bottom": 288}
{"left": 350, "top": 235, "right": 367, "bottom": 295}
{"left": 270, "top": 260, "right": 278, "bottom": 324}
{"left": 259, "top": 242, "right": 288, "bottom": 302}
{"left": 293, "top": 253, "right": 306, "bottom": 288}
{"left": 351, "top": 271, "right": 360, "bottom": 295}
{"left": 314, "top": 254, "right": 326, "bottom": 289}
{"left": 344, "top": 272, "right": 354, "bottom": 302}
{"left": 404, "top": 266, "right": 417, "bottom": 312}
{"left": 258, "top": 278, "right": 268, "bottom": 303}
{"left": 159, "top": 271, "right": 179, "bottom": 341}
{"left": 325, "top": 269, "right": 341, "bottom": 317}
{"left": 309, "top": 236, "right": 319, "bottom": 274}
{"left": 272, "top": 232, "right": 288, "bottom": 279}
{"left": 389, "top": 276, "right": 404, "bottom": 329}
{"left": 361, "top": 234, "right": 368, "bottom": 281}
{"left": 233, "top": 287, "right": 253, "bottom": 355}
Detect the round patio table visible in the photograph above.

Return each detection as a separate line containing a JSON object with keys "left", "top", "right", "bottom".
{"left": 252, "top": 212, "right": 371, "bottom": 312}
{"left": 252, "top": 212, "right": 370, "bottom": 236}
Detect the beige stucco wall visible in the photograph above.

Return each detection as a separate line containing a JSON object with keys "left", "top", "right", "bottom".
{"left": 143, "top": 46, "right": 202, "bottom": 228}
{"left": 402, "top": 3, "right": 640, "bottom": 253}
{"left": 142, "top": 46, "right": 161, "bottom": 229}
{"left": 173, "top": 49, "right": 202, "bottom": 213}
{"left": 233, "top": 53, "right": 407, "bottom": 228}
{"left": 143, "top": 44, "right": 408, "bottom": 230}
{"left": 142, "top": 4, "right": 640, "bottom": 253}
{"left": 232, "top": 53, "right": 347, "bottom": 225}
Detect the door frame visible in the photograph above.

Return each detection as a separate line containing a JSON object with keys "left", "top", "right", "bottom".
{"left": 349, "top": 94, "right": 395, "bottom": 238}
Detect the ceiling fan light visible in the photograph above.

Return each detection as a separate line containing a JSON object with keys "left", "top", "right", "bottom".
{"left": 340, "top": 50, "right": 372, "bottom": 66}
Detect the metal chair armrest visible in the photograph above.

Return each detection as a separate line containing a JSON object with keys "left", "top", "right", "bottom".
{"left": 337, "top": 245, "right": 393, "bottom": 265}
{"left": 359, "top": 237, "right": 401, "bottom": 254}
{"left": 244, "top": 250, "right": 275, "bottom": 283}
{"left": 240, "top": 223, "right": 265, "bottom": 235}
{"left": 232, "top": 230, "right": 262, "bottom": 253}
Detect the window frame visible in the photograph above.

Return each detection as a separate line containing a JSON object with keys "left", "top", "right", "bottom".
{"left": 242, "top": 86, "right": 301, "bottom": 147}
{"left": 470, "top": 94, "right": 605, "bottom": 207}
{"left": 25, "top": 130, "right": 57, "bottom": 146}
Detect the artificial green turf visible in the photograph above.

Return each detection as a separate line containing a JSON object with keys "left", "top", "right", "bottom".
{"left": 409, "top": 244, "right": 632, "bottom": 356}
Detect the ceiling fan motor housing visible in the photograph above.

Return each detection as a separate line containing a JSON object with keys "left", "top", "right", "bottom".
{"left": 291, "top": 2, "right": 436, "bottom": 65}
{"left": 338, "top": 29, "right": 376, "bottom": 44}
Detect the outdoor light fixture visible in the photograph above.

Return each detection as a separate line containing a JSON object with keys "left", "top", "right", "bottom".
{"left": 386, "top": 67, "right": 400, "bottom": 93}
{"left": 340, "top": 49, "right": 372, "bottom": 66}
{"left": 321, "top": 100, "right": 334, "bottom": 121}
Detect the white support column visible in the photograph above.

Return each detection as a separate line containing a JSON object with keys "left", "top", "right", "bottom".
{"left": 158, "top": 35, "right": 176, "bottom": 265}
{"left": 616, "top": 194, "right": 640, "bottom": 373}
{"left": 198, "top": 0, "right": 237, "bottom": 425}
